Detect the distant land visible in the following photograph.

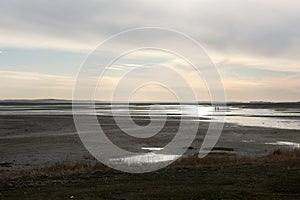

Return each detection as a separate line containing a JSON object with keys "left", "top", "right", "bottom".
{"left": 0, "top": 99, "right": 299, "bottom": 105}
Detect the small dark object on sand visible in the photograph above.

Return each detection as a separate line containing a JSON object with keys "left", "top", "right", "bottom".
{"left": 0, "top": 162, "right": 13, "bottom": 168}
{"left": 212, "top": 147, "right": 234, "bottom": 151}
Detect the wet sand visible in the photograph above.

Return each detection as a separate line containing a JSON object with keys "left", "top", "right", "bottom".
{"left": 1, "top": 110, "right": 299, "bottom": 171}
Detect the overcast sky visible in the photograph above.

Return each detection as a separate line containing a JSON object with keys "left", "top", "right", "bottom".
{"left": 0, "top": 0, "right": 299, "bottom": 102}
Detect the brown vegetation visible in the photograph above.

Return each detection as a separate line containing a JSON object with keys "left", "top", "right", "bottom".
{"left": 1, "top": 149, "right": 300, "bottom": 180}
{"left": 173, "top": 148, "right": 300, "bottom": 167}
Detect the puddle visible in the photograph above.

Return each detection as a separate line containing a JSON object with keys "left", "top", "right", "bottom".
{"left": 109, "top": 153, "right": 180, "bottom": 165}
{"left": 242, "top": 140, "right": 255, "bottom": 143}
{"left": 141, "top": 147, "right": 163, "bottom": 151}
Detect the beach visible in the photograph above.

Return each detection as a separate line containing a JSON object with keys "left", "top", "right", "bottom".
{"left": 0, "top": 101, "right": 299, "bottom": 171}
{"left": 0, "top": 101, "right": 300, "bottom": 199}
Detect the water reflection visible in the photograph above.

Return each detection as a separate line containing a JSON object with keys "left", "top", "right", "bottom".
{"left": 141, "top": 147, "right": 163, "bottom": 151}
{"left": 265, "top": 141, "right": 300, "bottom": 148}
{"left": 109, "top": 153, "right": 180, "bottom": 165}
{"left": 0, "top": 103, "right": 299, "bottom": 130}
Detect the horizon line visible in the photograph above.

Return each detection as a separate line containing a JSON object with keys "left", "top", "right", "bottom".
{"left": 0, "top": 98, "right": 299, "bottom": 104}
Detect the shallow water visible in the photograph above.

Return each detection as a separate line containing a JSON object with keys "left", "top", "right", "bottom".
{"left": 265, "top": 141, "right": 300, "bottom": 148}
{"left": 1, "top": 103, "right": 299, "bottom": 130}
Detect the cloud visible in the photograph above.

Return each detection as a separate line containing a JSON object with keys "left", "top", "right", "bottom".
{"left": 0, "top": 71, "right": 74, "bottom": 99}
{"left": 1, "top": 66, "right": 299, "bottom": 101}
{"left": 0, "top": 1, "right": 299, "bottom": 101}
{"left": 1, "top": 1, "right": 299, "bottom": 70}
{"left": 0, "top": 0, "right": 299, "bottom": 55}
{"left": 224, "top": 74, "right": 300, "bottom": 101}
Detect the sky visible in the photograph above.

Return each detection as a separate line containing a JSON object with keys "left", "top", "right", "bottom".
{"left": 0, "top": 0, "right": 300, "bottom": 102}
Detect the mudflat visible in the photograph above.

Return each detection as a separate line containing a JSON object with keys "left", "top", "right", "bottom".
{"left": 0, "top": 113, "right": 299, "bottom": 171}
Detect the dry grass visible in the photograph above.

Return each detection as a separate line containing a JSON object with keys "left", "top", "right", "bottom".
{"left": 1, "top": 149, "right": 300, "bottom": 180}
{"left": 171, "top": 153, "right": 251, "bottom": 166}
{"left": 172, "top": 148, "right": 300, "bottom": 167}
{"left": 0, "top": 160, "right": 108, "bottom": 180}
{"left": 264, "top": 148, "right": 300, "bottom": 161}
